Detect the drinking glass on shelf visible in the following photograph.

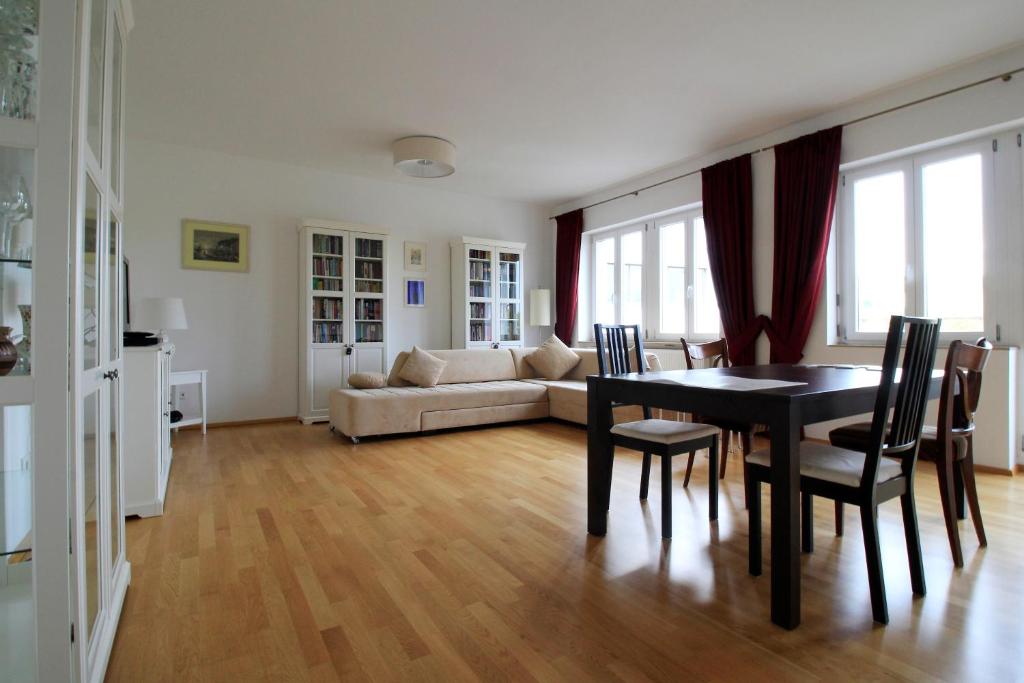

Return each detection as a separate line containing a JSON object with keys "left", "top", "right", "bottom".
{"left": 0, "top": 174, "right": 32, "bottom": 258}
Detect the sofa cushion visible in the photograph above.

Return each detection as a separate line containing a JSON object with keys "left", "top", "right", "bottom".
{"left": 389, "top": 348, "right": 518, "bottom": 386}
{"left": 526, "top": 336, "right": 581, "bottom": 380}
{"left": 399, "top": 347, "right": 447, "bottom": 387}
{"left": 348, "top": 372, "right": 386, "bottom": 389}
{"left": 387, "top": 351, "right": 412, "bottom": 386}
{"left": 330, "top": 380, "right": 549, "bottom": 437}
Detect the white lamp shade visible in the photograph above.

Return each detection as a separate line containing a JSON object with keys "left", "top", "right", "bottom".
{"left": 135, "top": 297, "right": 188, "bottom": 331}
{"left": 393, "top": 136, "right": 456, "bottom": 178}
{"left": 529, "top": 289, "right": 551, "bottom": 326}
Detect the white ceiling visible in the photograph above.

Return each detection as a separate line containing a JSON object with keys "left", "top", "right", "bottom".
{"left": 127, "top": 0, "right": 1024, "bottom": 206}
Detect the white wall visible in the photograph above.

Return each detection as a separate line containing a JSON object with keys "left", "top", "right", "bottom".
{"left": 557, "top": 45, "right": 1024, "bottom": 471}
{"left": 125, "top": 139, "right": 553, "bottom": 423}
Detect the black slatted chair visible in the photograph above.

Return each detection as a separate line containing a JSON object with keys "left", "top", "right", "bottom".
{"left": 746, "top": 315, "right": 941, "bottom": 624}
{"left": 594, "top": 323, "right": 720, "bottom": 538}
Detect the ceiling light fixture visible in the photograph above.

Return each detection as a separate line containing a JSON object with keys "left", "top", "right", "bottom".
{"left": 393, "top": 136, "right": 456, "bottom": 178}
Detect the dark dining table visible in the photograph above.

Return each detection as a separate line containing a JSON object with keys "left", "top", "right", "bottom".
{"left": 586, "top": 363, "right": 942, "bottom": 629}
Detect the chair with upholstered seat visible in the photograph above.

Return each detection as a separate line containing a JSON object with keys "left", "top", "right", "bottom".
{"left": 829, "top": 337, "right": 992, "bottom": 567}
{"left": 595, "top": 324, "right": 721, "bottom": 538}
{"left": 746, "top": 315, "right": 941, "bottom": 624}
{"left": 680, "top": 338, "right": 755, "bottom": 487}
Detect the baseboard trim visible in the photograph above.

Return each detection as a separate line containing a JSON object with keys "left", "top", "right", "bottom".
{"left": 175, "top": 416, "right": 298, "bottom": 431}
{"left": 974, "top": 464, "right": 1014, "bottom": 477}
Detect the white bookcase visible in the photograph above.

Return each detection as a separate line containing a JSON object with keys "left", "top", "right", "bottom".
{"left": 451, "top": 236, "right": 525, "bottom": 349}
{"left": 123, "top": 343, "right": 173, "bottom": 517}
{"left": 298, "top": 219, "right": 388, "bottom": 423}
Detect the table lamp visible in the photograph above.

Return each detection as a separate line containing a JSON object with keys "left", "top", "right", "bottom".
{"left": 529, "top": 289, "right": 551, "bottom": 326}
{"left": 135, "top": 297, "right": 188, "bottom": 342}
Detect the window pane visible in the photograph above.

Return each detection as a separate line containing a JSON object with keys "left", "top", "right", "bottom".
{"left": 921, "top": 153, "right": 984, "bottom": 331}
{"left": 852, "top": 171, "right": 905, "bottom": 333}
{"left": 659, "top": 221, "right": 686, "bottom": 334}
{"left": 594, "top": 237, "right": 615, "bottom": 325}
{"left": 693, "top": 217, "right": 720, "bottom": 334}
{"left": 87, "top": 0, "right": 107, "bottom": 161}
{"left": 111, "top": 21, "right": 123, "bottom": 196}
{"left": 620, "top": 231, "right": 643, "bottom": 326}
{"left": 84, "top": 177, "right": 101, "bottom": 369}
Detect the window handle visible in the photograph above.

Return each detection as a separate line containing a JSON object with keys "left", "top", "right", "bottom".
{"left": 686, "top": 285, "right": 694, "bottom": 300}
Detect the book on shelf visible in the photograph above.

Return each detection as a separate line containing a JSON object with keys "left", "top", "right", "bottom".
{"left": 355, "top": 321, "right": 383, "bottom": 342}
{"left": 313, "top": 255, "right": 343, "bottom": 277}
{"left": 312, "top": 277, "right": 343, "bottom": 292}
{"left": 312, "top": 321, "right": 345, "bottom": 344}
{"left": 312, "top": 233, "right": 345, "bottom": 255}
{"left": 354, "top": 238, "right": 384, "bottom": 259}
{"left": 313, "top": 297, "right": 344, "bottom": 320}
{"left": 354, "top": 298, "right": 383, "bottom": 321}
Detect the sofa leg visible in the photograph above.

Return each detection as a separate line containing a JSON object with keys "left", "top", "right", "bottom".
{"left": 329, "top": 425, "right": 335, "bottom": 432}
{"left": 350, "top": 435, "right": 360, "bottom": 444}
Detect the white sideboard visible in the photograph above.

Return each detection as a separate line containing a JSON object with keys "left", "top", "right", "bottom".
{"left": 123, "top": 343, "right": 174, "bottom": 517}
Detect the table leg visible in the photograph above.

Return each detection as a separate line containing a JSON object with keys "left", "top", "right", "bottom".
{"left": 587, "top": 378, "right": 613, "bottom": 536}
{"left": 201, "top": 372, "right": 207, "bottom": 435}
{"left": 770, "top": 407, "right": 801, "bottom": 629}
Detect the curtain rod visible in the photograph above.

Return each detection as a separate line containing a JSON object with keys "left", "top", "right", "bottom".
{"left": 550, "top": 65, "right": 1023, "bottom": 220}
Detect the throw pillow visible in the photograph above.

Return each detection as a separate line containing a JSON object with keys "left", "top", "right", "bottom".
{"left": 398, "top": 346, "right": 447, "bottom": 387}
{"left": 348, "top": 372, "right": 386, "bottom": 389}
{"left": 386, "top": 351, "right": 413, "bottom": 386}
{"left": 526, "top": 335, "right": 581, "bottom": 380}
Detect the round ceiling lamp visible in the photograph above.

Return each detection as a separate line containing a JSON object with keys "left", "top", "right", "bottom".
{"left": 393, "top": 136, "right": 456, "bottom": 178}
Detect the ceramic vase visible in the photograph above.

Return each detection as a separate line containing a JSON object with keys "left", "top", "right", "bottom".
{"left": 0, "top": 326, "right": 17, "bottom": 375}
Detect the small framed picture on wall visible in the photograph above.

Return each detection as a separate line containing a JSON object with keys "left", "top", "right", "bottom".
{"left": 404, "top": 278, "right": 425, "bottom": 307}
{"left": 404, "top": 241, "right": 426, "bottom": 271}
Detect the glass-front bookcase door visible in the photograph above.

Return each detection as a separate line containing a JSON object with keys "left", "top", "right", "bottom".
{"left": 70, "top": 0, "right": 130, "bottom": 680}
{"left": 467, "top": 247, "right": 493, "bottom": 346}
{"left": 498, "top": 251, "right": 521, "bottom": 345}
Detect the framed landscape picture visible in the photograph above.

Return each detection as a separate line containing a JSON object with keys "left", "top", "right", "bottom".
{"left": 404, "top": 278, "right": 425, "bottom": 307}
{"left": 404, "top": 241, "right": 426, "bottom": 271}
{"left": 182, "top": 219, "right": 250, "bottom": 272}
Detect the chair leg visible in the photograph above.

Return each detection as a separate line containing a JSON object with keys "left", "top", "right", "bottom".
{"left": 661, "top": 455, "right": 672, "bottom": 539}
{"left": 748, "top": 477, "right": 761, "bottom": 576}
{"left": 860, "top": 505, "right": 889, "bottom": 624}
{"left": 640, "top": 453, "right": 652, "bottom": 500}
{"left": 718, "top": 431, "right": 730, "bottom": 479}
{"left": 900, "top": 488, "right": 927, "bottom": 597}
{"left": 741, "top": 431, "right": 753, "bottom": 510}
{"left": 682, "top": 451, "right": 696, "bottom": 488}
{"left": 953, "top": 460, "right": 966, "bottom": 520}
{"left": 935, "top": 454, "right": 965, "bottom": 567}
{"left": 801, "top": 493, "right": 813, "bottom": 553}
{"left": 708, "top": 437, "right": 719, "bottom": 521}
{"left": 834, "top": 501, "right": 844, "bottom": 536}
{"left": 961, "top": 440, "right": 987, "bottom": 547}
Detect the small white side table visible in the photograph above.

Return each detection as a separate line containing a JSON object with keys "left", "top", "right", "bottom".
{"left": 170, "top": 369, "right": 208, "bottom": 434}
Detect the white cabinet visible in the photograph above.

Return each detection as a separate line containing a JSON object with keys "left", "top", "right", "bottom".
{"left": 451, "top": 237, "right": 525, "bottom": 349}
{"left": 123, "top": 343, "right": 173, "bottom": 517}
{"left": 299, "top": 220, "right": 388, "bottom": 423}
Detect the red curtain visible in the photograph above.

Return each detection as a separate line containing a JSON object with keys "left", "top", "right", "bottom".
{"left": 701, "top": 154, "right": 760, "bottom": 365}
{"left": 554, "top": 209, "right": 584, "bottom": 344}
{"left": 767, "top": 126, "right": 843, "bottom": 363}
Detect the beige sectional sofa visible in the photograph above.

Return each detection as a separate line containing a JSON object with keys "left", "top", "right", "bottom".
{"left": 328, "top": 347, "right": 662, "bottom": 442}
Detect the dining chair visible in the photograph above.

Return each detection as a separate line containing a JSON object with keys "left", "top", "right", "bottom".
{"left": 594, "top": 323, "right": 721, "bottom": 538}
{"left": 829, "top": 337, "right": 992, "bottom": 567}
{"left": 681, "top": 338, "right": 755, "bottom": 486}
{"left": 746, "top": 315, "right": 941, "bottom": 624}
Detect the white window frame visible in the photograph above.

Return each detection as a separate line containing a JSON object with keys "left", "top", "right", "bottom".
{"left": 649, "top": 208, "right": 719, "bottom": 342}
{"left": 835, "top": 137, "right": 993, "bottom": 343}
{"left": 586, "top": 206, "right": 721, "bottom": 342}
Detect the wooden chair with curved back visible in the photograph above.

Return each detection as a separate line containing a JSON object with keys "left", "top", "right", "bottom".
{"left": 681, "top": 338, "right": 755, "bottom": 487}
{"left": 830, "top": 337, "right": 993, "bottom": 566}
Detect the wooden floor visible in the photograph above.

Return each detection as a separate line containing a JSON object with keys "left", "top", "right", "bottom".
{"left": 106, "top": 421, "right": 1024, "bottom": 682}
